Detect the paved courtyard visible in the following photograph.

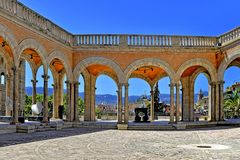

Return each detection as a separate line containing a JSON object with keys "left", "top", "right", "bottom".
{"left": 0, "top": 127, "right": 240, "bottom": 160}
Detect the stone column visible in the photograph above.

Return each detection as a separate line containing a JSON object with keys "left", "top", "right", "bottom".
{"left": 215, "top": 82, "right": 220, "bottom": 121}
{"left": 52, "top": 83, "right": 59, "bottom": 119}
{"left": 42, "top": 74, "right": 49, "bottom": 123}
{"left": 175, "top": 83, "right": 180, "bottom": 122}
{"left": 74, "top": 82, "right": 80, "bottom": 122}
{"left": 210, "top": 82, "right": 216, "bottom": 122}
{"left": 84, "top": 76, "right": 91, "bottom": 121}
{"left": 65, "top": 81, "right": 71, "bottom": 121}
{"left": 170, "top": 83, "right": 175, "bottom": 123}
{"left": 150, "top": 87, "right": 154, "bottom": 121}
{"left": 219, "top": 81, "right": 225, "bottom": 121}
{"left": 181, "top": 77, "right": 191, "bottom": 122}
{"left": 0, "top": 82, "right": 2, "bottom": 115}
{"left": 208, "top": 85, "right": 212, "bottom": 120}
{"left": 11, "top": 67, "right": 19, "bottom": 124}
{"left": 90, "top": 75, "right": 96, "bottom": 121}
{"left": 117, "top": 83, "right": 123, "bottom": 123}
{"left": 124, "top": 83, "right": 129, "bottom": 124}
{"left": 189, "top": 79, "right": 194, "bottom": 121}
{"left": 31, "top": 79, "right": 38, "bottom": 104}
{"left": 5, "top": 74, "right": 11, "bottom": 116}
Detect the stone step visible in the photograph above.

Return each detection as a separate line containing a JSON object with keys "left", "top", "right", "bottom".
{"left": 128, "top": 125, "right": 175, "bottom": 130}
{"left": 0, "top": 124, "right": 16, "bottom": 134}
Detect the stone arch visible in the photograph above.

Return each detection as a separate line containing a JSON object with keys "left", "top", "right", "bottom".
{"left": 0, "top": 47, "right": 14, "bottom": 74}
{"left": 47, "top": 50, "right": 73, "bottom": 82}
{"left": 191, "top": 67, "right": 211, "bottom": 85}
{"left": 16, "top": 38, "right": 48, "bottom": 73}
{"left": 124, "top": 58, "right": 175, "bottom": 83}
{"left": 96, "top": 71, "right": 119, "bottom": 86}
{"left": 73, "top": 57, "right": 124, "bottom": 83}
{"left": 0, "top": 23, "right": 18, "bottom": 61}
{"left": 175, "top": 58, "right": 217, "bottom": 83}
{"left": 20, "top": 54, "right": 38, "bottom": 77}
{"left": 130, "top": 74, "right": 152, "bottom": 87}
{"left": 152, "top": 74, "right": 169, "bottom": 88}
{"left": 218, "top": 48, "right": 240, "bottom": 81}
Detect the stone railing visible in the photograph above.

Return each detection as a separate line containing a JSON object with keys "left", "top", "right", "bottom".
{"left": 74, "top": 34, "right": 217, "bottom": 47}
{"left": 74, "top": 34, "right": 120, "bottom": 46}
{"left": 218, "top": 27, "right": 240, "bottom": 46}
{"left": 0, "top": 0, "right": 73, "bottom": 45}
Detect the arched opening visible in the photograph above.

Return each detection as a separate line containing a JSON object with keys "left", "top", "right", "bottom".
{"left": 95, "top": 75, "right": 117, "bottom": 121}
{"left": 24, "top": 61, "right": 33, "bottom": 117}
{"left": 48, "top": 57, "right": 70, "bottom": 121}
{"left": 180, "top": 65, "right": 212, "bottom": 122}
{"left": 128, "top": 78, "right": 150, "bottom": 122}
{"left": 78, "top": 74, "right": 85, "bottom": 121}
{"left": 0, "top": 57, "right": 6, "bottom": 116}
{"left": 223, "top": 66, "right": 240, "bottom": 120}
{"left": 194, "top": 73, "right": 210, "bottom": 121}
{"left": 74, "top": 62, "right": 120, "bottom": 122}
{"left": 0, "top": 37, "right": 14, "bottom": 117}
{"left": 125, "top": 63, "right": 174, "bottom": 123}
{"left": 1, "top": 73, "right": 5, "bottom": 85}
{"left": 154, "top": 77, "right": 171, "bottom": 122}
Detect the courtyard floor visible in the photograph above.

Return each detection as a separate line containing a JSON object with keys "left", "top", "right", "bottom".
{"left": 0, "top": 127, "right": 239, "bottom": 160}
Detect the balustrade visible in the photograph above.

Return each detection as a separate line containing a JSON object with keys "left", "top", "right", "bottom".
{"left": 0, "top": 0, "right": 72, "bottom": 45}
{"left": 219, "top": 27, "right": 240, "bottom": 45}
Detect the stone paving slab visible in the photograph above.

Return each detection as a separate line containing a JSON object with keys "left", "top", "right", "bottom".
{"left": 0, "top": 127, "right": 239, "bottom": 160}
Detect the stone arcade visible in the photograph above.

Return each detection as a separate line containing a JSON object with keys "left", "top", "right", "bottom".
{"left": 0, "top": 0, "right": 239, "bottom": 128}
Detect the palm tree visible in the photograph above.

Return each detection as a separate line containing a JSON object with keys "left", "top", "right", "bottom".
{"left": 224, "top": 90, "right": 240, "bottom": 119}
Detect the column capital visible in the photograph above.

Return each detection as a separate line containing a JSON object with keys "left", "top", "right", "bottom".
{"left": 217, "top": 80, "right": 225, "bottom": 85}
{"left": 31, "top": 79, "right": 38, "bottom": 83}
{"left": 74, "top": 81, "right": 80, "bottom": 85}
{"left": 210, "top": 81, "right": 217, "bottom": 86}
{"left": 11, "top": 66, "right": 20, "bottom": 73}
{"left": 118, "top": 83, "right": 123, "bottom": 89}
{"left": 65, "top": 80, "right": 71, "bottom": 85}
{"left": 42, "top": 74, "right": 50, "bottom": 81}
{"left": 169, "top": 83, "right": 175, "bottom": 87}
{"left": 5, "top": 74, "right": 11, "bottom": 80}
{"left": 124, "top": 83, "right": 129, "bottom": 88}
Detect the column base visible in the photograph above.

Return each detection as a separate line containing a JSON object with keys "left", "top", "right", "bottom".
{"left": 10, "top": 121, "right": 19, "bottom": 125}
{"left": 117, "top": 123, "right": 128, "bottom": 130}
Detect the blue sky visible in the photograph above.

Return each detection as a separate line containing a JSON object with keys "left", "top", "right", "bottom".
{"left": 20, "top": 0, "right": 240, "bottom": 95}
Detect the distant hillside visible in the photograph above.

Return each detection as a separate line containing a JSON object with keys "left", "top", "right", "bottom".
{"left": 25, "top": 87, "right": 208, "bottom": 105}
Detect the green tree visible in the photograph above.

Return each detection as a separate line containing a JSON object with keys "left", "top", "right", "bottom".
{"left": 154, "top": 82, "right": 161, "bottom": 112}
{"left": 78, "top": 97, "right": 84, "bottom": 114}
{"left": 24, "top": 95, "right": 32, "bottom": 116}
{"left": 224, "top": 90, "right": 240, "bottom": 119}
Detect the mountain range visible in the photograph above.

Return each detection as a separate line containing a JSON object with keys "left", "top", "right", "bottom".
{"left": 25, "top": 87, "right": 208, "bottom": 105}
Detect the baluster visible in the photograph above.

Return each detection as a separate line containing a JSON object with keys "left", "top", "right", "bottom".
{"left": 95, "top": 35, "right": 98, "bottom": 45}
{"left": 132, "top": 36, "right": 135, "bottom": 45}
{"left": 77, "top": 36, "right": 80, "bottom": 45}
{"left": 92, "top": 35, "right": 95, "bottom": 45}
{"left": 138, "top": 36, "right": 141, "bottom": 46}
